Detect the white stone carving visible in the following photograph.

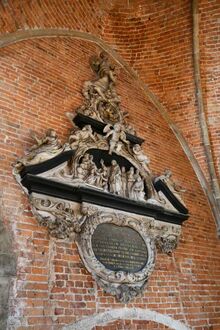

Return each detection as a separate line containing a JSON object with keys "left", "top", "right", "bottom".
{"left": 14, "top": 129, "right": 65, "bottom": 172}
{"left": 157, "top": 170, "right": 186, "bottom": 206}
{"left": 103, "top": 123, "right": 130, "bottom": 155}
{"left": 69, "top": 125, "right": 97, "bottom": 149}
{"left": 132, "top": 144, "right": 151, "bottom": 175}
{"left": 76, "top": 208, "right": 156, "bottom": 303}
{"left": 76, "top": 51, "right": 134, "bottom": 133}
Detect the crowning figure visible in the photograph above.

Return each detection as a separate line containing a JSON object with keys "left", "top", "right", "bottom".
{"left": 75, "top": 52, "right": 135, "bottom": 129}
{"left": 87, "top": 51, "right": 116, "bottom": 100}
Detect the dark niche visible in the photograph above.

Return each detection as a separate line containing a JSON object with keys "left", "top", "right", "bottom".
{"left": 91, "top": 223, "right": 148, "bottom": 273}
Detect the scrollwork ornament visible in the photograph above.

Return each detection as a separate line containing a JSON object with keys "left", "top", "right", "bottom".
{"left": 29, "top": 195, "right": 89, "bottom": 239}
{"left": 94, "top": 276, "right": 146, "bottom": 303}
{"left": 155, "top": 234, "right": 179, "bottom": 255}
{"left": 76, "top": 211, "right": 156, "bottom": 302}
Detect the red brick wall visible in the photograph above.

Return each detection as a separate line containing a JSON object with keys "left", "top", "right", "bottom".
{"left": 101, "top": 0, "right": 210, "bottom": 182}
{"left": 1, "top": 37, "right": 220, "bottom": 330}
{"left": 0, "top": 1, "right": 220, "bottom": 329}
{"left": 0, "top": 0, "right": 219, "bottom": 186}
{"left": 199, "top": 0, "right": 220, "bottom": 181}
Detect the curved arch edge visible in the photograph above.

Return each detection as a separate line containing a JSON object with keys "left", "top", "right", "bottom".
{"left": 62, "top": 307, "right": 191, "bottom": 330}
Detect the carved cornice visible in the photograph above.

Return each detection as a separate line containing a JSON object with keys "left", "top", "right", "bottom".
{"left": 22, "top": 174, "right": 188, "bottom": 224}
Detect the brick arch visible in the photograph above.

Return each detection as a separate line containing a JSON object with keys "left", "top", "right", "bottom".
{"left": 0, "top": 27, "right": 216, "bottom": 231}
{"left": 0, "top": 218, "right": 16, "bottom": 329}
{"left": 62, "top": 308, "right": 190, "bottom": 330}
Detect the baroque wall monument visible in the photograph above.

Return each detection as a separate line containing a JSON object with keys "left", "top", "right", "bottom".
{"left": 13, "top": 52, "right": 188, "bottom": 303}
{"left": 1, "top": 1, "right": 220, "bottom": 329}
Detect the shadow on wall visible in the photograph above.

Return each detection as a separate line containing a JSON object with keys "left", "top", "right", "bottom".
{"left": 0, "top": 220, "right": 16, "bottom": 329}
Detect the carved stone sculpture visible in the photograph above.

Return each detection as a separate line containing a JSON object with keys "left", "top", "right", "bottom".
{"left": 130, "top": 171, "right": 146, "bottom": 201}
{"left": 30, "top": 196, "right": 82, "bottom": 238}
{"left": 133, "top": 144, "right": 151, "bottom": 175}
{"left": 99, "top": 159, "right": 109, "bottom": 191}
{"left": 104, "top": 123, "right": 130, "bottom": 155}
{"left": 14, "top": 129, "right": 64, "bottom": 172}
{"left": 158, "top": 170, "right": 186, "bottom": 206}
{"left": 155, "top": 234, "right": 179, "bottom": 255}
{"left": 69, "top": 125, "right": 97, "bottom": 149}
{"left": 121, "top": 167, "right": 127, "bottom": 197}
{"left": 109, "top": 160, "right": 122, "bottom": 195}
{"left": 75, "top": 52, "right": 136, "bottom": 134}
{"left": 127, "top": 167, "right": 136, "bottom": 198}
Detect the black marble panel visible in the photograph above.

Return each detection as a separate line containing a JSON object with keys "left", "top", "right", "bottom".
{"left": 92, "top": 223, "right": 148, "bottom": 272}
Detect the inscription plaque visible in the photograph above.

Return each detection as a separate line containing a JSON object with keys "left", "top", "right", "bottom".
{"left": 91, "top": 223, "right": 148, "bottom": 272}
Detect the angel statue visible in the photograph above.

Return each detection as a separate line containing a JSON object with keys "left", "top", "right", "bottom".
{"left": 103, "top": 123, "right": 129, "bottom": 155}
{"left": 14, "top": 129, "right": 64, "bottom": 172}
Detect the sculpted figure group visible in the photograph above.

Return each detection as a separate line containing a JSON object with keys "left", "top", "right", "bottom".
{"left": 74, "top": 155, "right": 146, "bottom": 202}
{"left": 13, "top": 52, "right": 186, "bottom": 212}
{"left": 77, "top": 51, "right": 135, "bottom": 133}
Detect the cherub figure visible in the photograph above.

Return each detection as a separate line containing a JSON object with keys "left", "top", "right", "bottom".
{"left": 103, "top": 123, "right": 129, "bottom": 155}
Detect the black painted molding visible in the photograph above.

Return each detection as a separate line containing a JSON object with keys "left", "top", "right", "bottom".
{"left": 20, "top": 150, "right": 75, "bottom": 177}
{"left": 154, "top": 178, "right": 189, "bottom": 215}
{"left": 21, "top": 173, "right": 189, "bottom": 225}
